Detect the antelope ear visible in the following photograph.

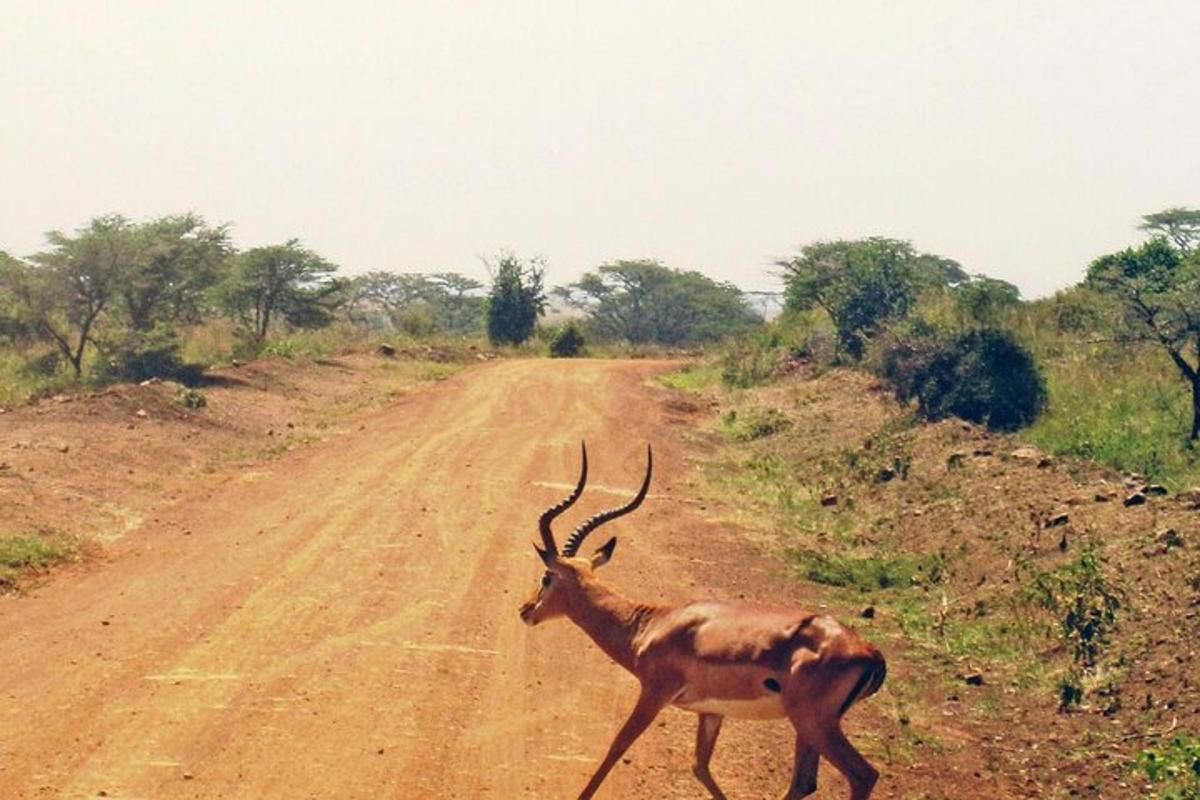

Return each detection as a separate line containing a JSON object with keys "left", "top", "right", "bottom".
{"left": 534, "top": 544, "right": 554, "bottom": 566}
{"left": 591, "top": 537, "right": 617, "bottom": 569}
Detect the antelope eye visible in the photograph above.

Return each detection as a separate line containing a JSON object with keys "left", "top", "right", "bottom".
{"left": 540, "top": 574, "right": 552, "bottom": 589}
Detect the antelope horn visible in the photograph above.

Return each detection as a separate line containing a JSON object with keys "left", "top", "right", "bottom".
{"left": 562, "top": 445, "right": 652, "bottom": 557}
{"left": 536, "top": 441, "right": 588, "bottom": 559}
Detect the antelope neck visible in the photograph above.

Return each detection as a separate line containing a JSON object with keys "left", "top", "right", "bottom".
{"left": 563, "top": 576, "right": 662, "bottom": 673}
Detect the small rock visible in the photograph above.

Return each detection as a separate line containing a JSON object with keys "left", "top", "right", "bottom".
{"left": 52, "top": 393, "right": 72, "bottom": 404}
{"left": 55, "top": 443, "right": 70, "bottom": 453}
{"left": 135, "top": 409, "right": 148, "bottom": 418}
{"left": 376, "top": 343, "right": 398, "bottom": 357}
{"left": 1094, "top": 492, "right": 1113, "bottom": 503}
{"left": 1179, "top": 487, "right": 1200, "bottom": 510}
{"left": 964, "top": 672, "right": 985, "bottom": 686}
{"left": 1124, "top": 492, "right": 1147, "bottom": 507}
{"left": 1144, "top": 484, "right": 1169, "bottom": 497}
{"left": 1044, "top": 512, "right": 1070, "bottom": 528}
{"left": 231, "top": 359, "right": 243, "bottom": 367}
{"left": 1156, "top": 528, "right": 1184, "bottom": 549}
{"left": 0, "top": 461, "right": 9, "bottom": 471}
{"left": 860, "top": 606, "right": 876, "bottom": 619}
{"left": 183, "top": 772, "right": 194, "bottom": 780}
{"left": 1010, "top": 446, "right": 1044, "bottom": 463}
{"left": 875, "top": 467, "right": 896, "bottom": 483}
{"left": 820, "top": 493, "right": 838, "bottom": 507}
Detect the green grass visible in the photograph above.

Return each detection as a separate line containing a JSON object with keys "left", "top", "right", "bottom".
{"left": 1027, "top": 345, "right": 1200, "bottom": 487}
{"left": 0, "top": 349, "right": 78, "bottom": 407}
{"left": 791, "top": 549, "right": 945, "bottom": 591}
{"left": 0, "top": 533, "right": 76, "bottom": 590}
{"left": 720, "top": 405, "right": 792, "bottom": 441}
{"left": 658, "top": 362, "right": 722, "bottom": 392}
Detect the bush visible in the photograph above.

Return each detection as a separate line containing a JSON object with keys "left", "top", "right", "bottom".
{"left": 1136, "top": 735, "right": 1200, "bottom": 799}
{"left": 549, "top": 322, "right": 585, "bottom": 358}
{"left": 97, "top": 325, "right": 204, "bottom": 385}
{"left": 876, "top": 328, "right": 1045, "bottom": 431}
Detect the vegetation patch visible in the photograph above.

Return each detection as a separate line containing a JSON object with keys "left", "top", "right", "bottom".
{"left": 658, "top": 362, "right": 722, "bottom": 393}
{"left": 1136, "top": 735, "right": 1200, "bottom": 800}
{"left": 791, "top": 549, "right": 945, "bottom": 591}
{"left": 0, "top": 533, "right": 76, "bottom": 590}
{"left": 721, "top": 406, "right": 792, "bottom": 441}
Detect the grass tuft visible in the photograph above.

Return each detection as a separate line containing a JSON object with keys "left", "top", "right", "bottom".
{"left": 0, "top": 533, "right": 77, "bottom": 590}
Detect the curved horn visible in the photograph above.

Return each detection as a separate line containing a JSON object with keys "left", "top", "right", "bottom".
{"left": 537, "top": 441, "right": 588, "bottom": 558}
{"left": 562, "top": 444, "right": 652, "bottom": 557}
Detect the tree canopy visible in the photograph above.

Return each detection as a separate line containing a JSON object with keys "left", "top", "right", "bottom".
{"left": 485, "top": 254, "right": 545, "bottom": 346}
{"left": 555, "top": 260, "right": 760, "bottom": 346}
{"left": 781, "top": 238, "right": 968, "bottom": 359}
{"left": 1086, "top": 237, "right": 1200, "bottom": 439}
{"left": 217, "top": 240, "right": 343, "bottom": 343}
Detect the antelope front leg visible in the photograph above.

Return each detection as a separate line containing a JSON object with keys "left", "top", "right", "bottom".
{"left": 578, "top": 685, "right": 675, "bottom": 800}
{"left": 692, "top": 713, "right": 729, "bottom": 799}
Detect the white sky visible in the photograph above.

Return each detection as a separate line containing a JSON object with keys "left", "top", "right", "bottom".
{"left": 2, "top": 1, "right": 1197, "bottom": 297}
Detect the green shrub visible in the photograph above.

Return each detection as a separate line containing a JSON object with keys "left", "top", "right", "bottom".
{"left": 876, "top": 328, "right": 1045, "bottom": 431}
{"left": 178, "top": 387, "right": 207, "bottom": 409}
{"left": 1136, "top": 735, "right": 1200, "bottom": 799}
{"left": 549, "top": 322, "right": 585, "bottom": 358}
{"left": 1031, "top": 549, "right": 1121, "bottom": 671}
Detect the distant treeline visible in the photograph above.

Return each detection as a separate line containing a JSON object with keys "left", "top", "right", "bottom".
{"left": 0, "top": 213, "right": 763, "bottom": 391}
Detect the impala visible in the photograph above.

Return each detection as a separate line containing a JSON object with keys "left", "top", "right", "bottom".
{"left": 519, "top": 443, "right": 886, "bottom": 799}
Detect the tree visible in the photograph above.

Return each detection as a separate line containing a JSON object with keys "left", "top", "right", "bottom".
{"left": 217, "top": 240, "right": 342, "bottom": 343}
{"left": 346, "top": 271, "right": 436, "bottom": 329}
{"left": 780, "top": 238, "right": 967, "bottom": 359}
{"left": 485, "top": 254, "right": 545, "bottom": 345}
{"left": 346, "top": 271, "right": 485, "bottom": 334}
{"left": 428, "top": 272, "right": 485, "bottom": 333}
{"left": 953, "top": 275, "right": 1021, "bottom": 327}
{"left": 11, "top": 215, "right": 140, "bottom": 377}
{"left": 117, "top": 214, "right": 231, "bottom": 332}
{"left": 1086, "top": 238, "right": 1200, "bottom": 440}
{"left": 1140, "top": 207, "right": 1200, "bottom": 254}
{"left": 555, "top": 260, "right": 760, "bottom": 346}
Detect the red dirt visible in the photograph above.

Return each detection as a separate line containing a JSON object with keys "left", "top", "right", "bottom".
{"left": 0, "top": 359, "right": 896, "bottom": 799}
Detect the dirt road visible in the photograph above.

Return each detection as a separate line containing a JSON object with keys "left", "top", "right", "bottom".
{"left": 0, "top": 360, "right": 811, "bottom": 799}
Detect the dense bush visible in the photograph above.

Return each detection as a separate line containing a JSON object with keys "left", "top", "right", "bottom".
{"left": 876, "top": 328, "right": 1045, "bottom": 431}
{"left": 486, "top": 255, "right": 545, "bottom": 346}
{"left": 548, "top": 322, "right": 585, "bottom": 358}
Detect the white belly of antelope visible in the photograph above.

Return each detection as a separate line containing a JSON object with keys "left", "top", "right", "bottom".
{"left": 673, "top": 693, "right": 787, "bottom": 720}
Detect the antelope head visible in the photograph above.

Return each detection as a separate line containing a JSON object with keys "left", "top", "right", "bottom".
{"left": 519, "top": 442, "right": 652, "bottom": 626}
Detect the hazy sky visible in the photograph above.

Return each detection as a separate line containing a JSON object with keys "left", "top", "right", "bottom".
{"left": 2, "top": 2, "right": 1198, "bottom": 297}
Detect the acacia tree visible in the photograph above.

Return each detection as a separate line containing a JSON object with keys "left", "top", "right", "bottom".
{"left": 1086, "top": 238, "right": 1200, "bottom": 440}
{"left": 218, "top": 239, "right": 343, "bottom": 343}
{"left": 119, "top": 214, "right": 231, "bottom": 332}
{"left": 10, "top": 216, "right": 140, "bottom": 377}
{"left": 485, "top": 254, "right": 545, "bottom": 345}
{"left": 1139, "top": 207, "right": 1200, "bottom": 254}
{"left": 780, "top": 238, "right": 968, "bottom": 359}
{"left": 346, "top": 271, "right": 485, "bottom": 334}
{"left": 555, "top": 260, "right": 759, "bottom": 345}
